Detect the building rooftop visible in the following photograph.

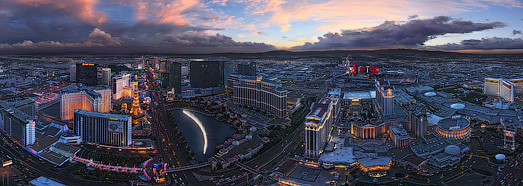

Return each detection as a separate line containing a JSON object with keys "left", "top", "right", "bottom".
{"left": 60, "top": 83, "right": 110, "bottom": 99}
{"left": 437, "top": 116, "right": 470, "bottom": 131}
{"left": 39, "top": 150, "right": 69, "bottom": 166}
{"left": 30, "top": 176, "right": 66, "bottom": 186}
{"left": 390, "top": 124, "right": 410, "bottom": 140}
{"left": 342, "top": 91, "right": 376, "bottom": 100}
{"left": 402, "top": 154, "right": 426, "bottom": 167}
{"left": 74, "top": 109, "right": 130, "bottom": 120}
{"left": 358, "top": 157, "right": 392, "bottom": 168}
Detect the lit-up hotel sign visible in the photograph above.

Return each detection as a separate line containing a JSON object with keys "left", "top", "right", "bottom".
{"left": 81, "top": 63, "right": 95, "bottom": 66}
{"left": 2, "top": 160, "right": 13, "bottom": 167}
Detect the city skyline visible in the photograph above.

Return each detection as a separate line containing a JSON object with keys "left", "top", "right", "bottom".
{"left": 0, "top": 0, "right": 521, "bottom": 53}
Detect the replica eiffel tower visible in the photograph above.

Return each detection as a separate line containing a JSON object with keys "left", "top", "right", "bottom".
{"left": 130, "top": 74, "right": 144, "bottom": 124}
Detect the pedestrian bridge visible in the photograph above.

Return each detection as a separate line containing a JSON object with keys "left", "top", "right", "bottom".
{"left": 164, "top": 162, "right": 211, "bottom": 173}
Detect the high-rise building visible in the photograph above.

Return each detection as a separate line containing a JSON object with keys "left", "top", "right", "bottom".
{"left": 484, "top": 78, "right": 517, "bottom": 102}
{"left": 0, "top": 100, "right": 35, "bottom": 146}
{"left": 101, "top": 68, "right": 111, "bottom": 85}
{"left": 75, "top": 63, "right": 98, "bottom": 86}
{"left": 408, "top": 106, "right": 427, "bottom": 138}
{"left": 112, "top": 73, "right": 132, "bottom": 100}
{"left": 226, "top": 73, "right": 240, "bottom": 93}
{"left": 376, "top": 80, "right": 395, "bottom": 116}
{"left": 162, "top": 62, "right": 182, "bottom": 94}
{"left": 73, "top": 110, "right": 132, "bottom": 147}
{"left": 60, "top": 84, "right": 111, "bottom": 121}
{"left": 70, "top": 64, "right": 76, "bottom": 82}
{"left": 237, "top": 62, "right": 257, "bottom": 76}
{"left": 223, "top": 62, "right": 235, "bottom": 88}
{"left": 233, "top": 76, "right": 288, "bottom": 118}
{"left": 181, "top": 66, "right": 189, "bottom": 76}
{"left": 304, "top": 89, "right": 341, "bottom": 159}
{"left": 502, "top": 123, "right": 516, "bottom": 151}
{"left": 190, "top": 61, "right": 224, "bottom": 88}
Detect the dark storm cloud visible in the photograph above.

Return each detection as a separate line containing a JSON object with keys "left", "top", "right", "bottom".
{"left": 292, "top": 16, "right": 506, "bottom": 50}
{"left": 0, "top": 0, "right": 274, "bottom": 53}
{"left": 408, "top": 15, "right": 419, "bottom": 19}
{"left": 513, "top": 30, "right": 522, "bottom": 35}
{"left": 430, "top": 37, "right": 523, "bottom": 50}
{"left": 163, "top": 33, "right": 275, "bottom": 49}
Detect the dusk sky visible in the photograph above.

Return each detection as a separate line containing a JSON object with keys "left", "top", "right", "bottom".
{"left": 0, "top": 0, "right": 522, "bottom": 53}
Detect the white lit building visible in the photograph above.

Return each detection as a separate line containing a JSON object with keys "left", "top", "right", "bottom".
{"left": 0, "top": 100, "right": 36, "bottom": 146}
{"left": 233, "top": 76, "right": 288, "bottom": 118}
{"left": 304, "top": 89, "right": 341, "bottom": 159}
{"left": 376, "top": 80, "right": 394, "bottom": 116}
{"left": 73, "top": 110, "right": 132, "bottom": 147}
{"left": 60, "top": 84, "right": 111, "bottom": 121}
{"left": 112, "top": 73, "right": 132, "bottom": 100}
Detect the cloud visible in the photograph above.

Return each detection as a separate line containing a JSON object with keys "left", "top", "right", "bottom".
{"left": 0, "top": 28, "right": 121, "bottom": 49}
{"left": 430, "top": 37, "right": 523, "bottom": 50}
{"left": 513, "top": 30, "right": 522, "bottom": 35}
{"left": 0, "top": 28, "right": 275, "bottom": 53}
{"left": 162, "top": 33, "right": 275, "bottom": 48}
{"left": 6, "top": 0, "right": 106, "bottom": 26}
{"left": 263, "top": 0, "right": 520, "bottom": 32}
{"left": 292, "top": 16, "right": 505, "bottom": 50}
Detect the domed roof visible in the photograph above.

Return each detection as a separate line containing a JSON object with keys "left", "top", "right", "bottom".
{"left": 495, "top": 154, "right": 506, "bottom": 160}
{"left": 450, "top": 103, "right": 465, "bottom": 109}
{"left": 232, "top": 141, "right": 240, "bottom": 146}
{"left": 424, "top": 92, "right": 436, "bottom": 97}
{"left": 445, "top": 145, "right": 461, "bottom": 155}
{"left": 245, "top": 135, "right": 253, "bottom": 140}
{"left": 250, "top": 126, "right": 257, "bottom": 132}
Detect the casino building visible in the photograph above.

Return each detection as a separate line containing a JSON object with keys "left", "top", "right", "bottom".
{"left": 304, "top": 89, "right": 341, "bottom": 159}
{"left": 484, "top": 77, "right": 523, "bottom": 102}
{"left": 73, "top": 110, "right": 132, "bottom": 147}
{"left": 233, "top": 76, "right": 289, "bottom": 118}
{"left": 60, "top": 84, "right": 111, "bottom": 121}
{"left": 436, "top": 116, "right": 471, "bottom": 140}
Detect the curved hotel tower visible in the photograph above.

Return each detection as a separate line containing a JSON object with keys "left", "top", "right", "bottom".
{"left": 233, "top": 76, "right": 288, "bottom": 118}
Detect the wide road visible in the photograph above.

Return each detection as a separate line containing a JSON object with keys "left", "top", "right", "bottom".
{"left": 0, "top": 134, "right": 119, "bottom": 186}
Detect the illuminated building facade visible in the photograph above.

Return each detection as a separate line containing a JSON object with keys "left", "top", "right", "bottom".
{"left": 130, "top": 75, "right": 143, "bottom": 117}
{"left": 484, "top": 78, "right": 523, "bottom": 102}
{"left": 350, "top": 120, "right": 387, "bottom": 139}
{"left": 502, "top": 123, "right": 516, "bottom": 151}
{"left": 0, "top": 100, "right": 36, "bottom": 146}
{"left": 436, "top": 116, "right": 471, "bottom": 140}
{"left": 112, "top": 73, "right": 132, "bottom": 100}
{"left": 304, "top": 89, "right": 341, "bottom": 159}
{"left": 101, "top": 68, "right": 111, "bottom": 85}
{"left": 375, "top": 80, "right": 394, "bottom": 116}
{"left": 389, "top": 124, "right": 410, "bottom": 148}
{"left": 73, "top": 110, "right": 132, "bottom": 147}
{"left": 233, "top": 76, "right": 288, "bottom": 118}
{"left": 60, "top": 84, "right": 111, "bottom": 121}
{"left": 357, "top": 157, "right": 392, "bottom": 172}
{"left": 75, "top": 63, "right": 98, "bottom": 86}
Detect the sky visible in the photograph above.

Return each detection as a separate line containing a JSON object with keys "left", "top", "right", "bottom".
{"left": 0, "top": 0, "right": 522, "bottom": 53}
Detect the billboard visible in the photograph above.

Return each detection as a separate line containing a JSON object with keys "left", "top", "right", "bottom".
{"left": 108, "top": 120, "right": 124, "bottom": 133}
